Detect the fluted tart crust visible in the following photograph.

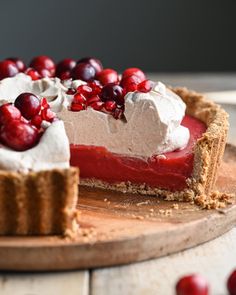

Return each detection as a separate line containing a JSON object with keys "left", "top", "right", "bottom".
{"left": 0, "top": 168, "right": 79, "bottom": 236}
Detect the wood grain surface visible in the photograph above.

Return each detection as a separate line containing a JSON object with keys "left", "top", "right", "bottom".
{"left": 0, "top": 145, "right": 235, "bottom": 271}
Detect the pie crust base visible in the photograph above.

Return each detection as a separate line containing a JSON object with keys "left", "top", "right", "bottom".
{"left": 0, "top": 167, "right": 79, "bottom": 235}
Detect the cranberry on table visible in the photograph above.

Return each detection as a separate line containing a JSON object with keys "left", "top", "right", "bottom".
{"left": 29, "top": 55, "right": 56, "bottom": 76}
{"left": 72, "top": 63, "right": 96, "bottom": 82}
{"left": 97, "top": 69, "right": 118, "bottom": 85}
{"left": 6, "top": 57, "right": 26, "bottom": 72}
{"left": 56, "top": 58, "right": 76, "bottom": 79}
{"left": 0, "top": 60, "right": 19, "bottom": 80}
{"left": 176, "top": 274, "right": 209, "bottom": 295}
{"left": 14, "top": 93, "right": 41, "bottom": 120}
{"left": 0, "top": 120, "right": 39, "bottom": 151}
{"left": 122, "top": 67, "right": 146, "bottom": 81}
{"left": 0, "top": 104, "right": 21, "bottom": 125}
{"left": 101, "top": 83, "right": 124, "bottom": 105}
{"left": 77, "top": 57, "right": 103, "bottom": 75}
{"left": 227, "top": 269, "right": 236, "bottom": 295}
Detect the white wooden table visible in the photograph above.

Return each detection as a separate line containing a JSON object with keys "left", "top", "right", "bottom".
{"left": 1, "top": 73, "right": 236, "bottom": 295}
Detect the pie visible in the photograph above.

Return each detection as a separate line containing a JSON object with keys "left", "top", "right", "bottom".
{"left": 0, "top": 55, "right": 229, "bottom": 237}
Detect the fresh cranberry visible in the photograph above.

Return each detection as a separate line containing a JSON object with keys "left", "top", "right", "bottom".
{"left": 137, "top": 80, "right": 153, "bottom": 93}
{"left": 101, "top": 83, "right": 124, "bottom": 105}
{"left": 70, "top": 103, "right": 85, "bottom": 112}
{"left": 41, "top": 97, "right": 49, "bottom": 109}
{"left": 29, "top": 55, "right": 55, "bottom": 76}
{"left": 0, "top": 60, "right": 19, "bottom": 80}
{"left": 87, "top": 82, "right": 102, "bottom": 95}
{"left": 0, "top": 120, "right": 39, "bottom": 151}
{"left": 72, "top": 63, "right": 96, "bottom": 81}
{"left": 14, "top": 93, "right": 41, "bottom": 120}
{"left": 120, "top": 74, "right": 141, "bottom": 89}
{"left": 41, "top": 108, "right": 55, "bottom": 122}
{"left": 122, "top": 68, "right": 146, "bottom": 81}
{"left": 37, "top": 68, "right": 53, "bottom": 78}
{"left": 104, "top": 101, "right": 117, "bottom": 112}
{"left": 90, "top": 101, "right": 104, "bottom": 111}
{"left": 56, "top": 58, "right": 76, "bottom": 79}
{"left": 66, "top": 88, "right": 77, "bottom": 95}
{"left": 73, "top": 93, "right": 87, "bottom": 104}
{"left": 31, "top": 114, "right": 42, "bottom": 129}
{"left": 0, "top": 103, "right": 21, "bottom": 125}
{"left": 77, "top": 57, "right": 103, "bottom": 75}
{"left": 176, "top": 274, "right": 209, "bottom": 295}
{"left": 6, "top": 58, "right": 26, "bottom": 72}
{"left": 77, "top": 85, "right": 93, "bottom": 98}
{"left": 25, "top": 68, "right": 41, "bottom": 80}
{"left": 97, "top": 69, "right": 118, "bottom": 85}
{"left": 227, "top": 270, "right": 236, "bottom": 295}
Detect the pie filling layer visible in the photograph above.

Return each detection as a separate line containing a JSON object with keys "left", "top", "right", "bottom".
{"left": 70, "top": 115, "right": 206, "bottom": 191}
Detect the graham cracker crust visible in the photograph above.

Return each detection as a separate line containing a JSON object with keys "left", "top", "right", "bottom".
{"left": 81, "top": 87, "right": 229, "bottom": 204}
{"left": 0, "top": 168, "right": 79, "bottom": 235}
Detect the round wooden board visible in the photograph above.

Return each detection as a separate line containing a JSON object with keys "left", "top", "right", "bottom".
{"left": 1, "top": 145, "right": 236, "bottom": 271}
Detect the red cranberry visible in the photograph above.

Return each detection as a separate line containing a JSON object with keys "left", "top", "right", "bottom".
{"left": 0, "top": 120, "right": 39, "bottom": 151}
{"left": 31, "top": 114, "right": 42, "bottom": 129}
{"left": 120, "top": 74, "right": 141, "bottom": 89}
{"left": 0, "top": 60, "right": 19, "bottom": 80}
{"left": 6, "top": 58, "right": 26, "bottom": 72}
{"left": 25, "top": 68, "right": 41, "bottom": 80}
{"left": 77, "top": 85, "right": 93, "bottom": 98}
{"left": 176, "top": 274, "right": 209, "bottom": 295}
{"left": 14, "top": 93, "right": 41, "bottom": 120}
{"left": 122, "top": 68, "right": 146, "bottom": 81}
{"left": 101, "top": 83, "right": 124, "bottom": 105}
{"left": 137, "top": 80, "right": 153, "bottom": 93}
{"left": 56, "top": 58, "right": 76, "bottom": 79}
{"left": 73, "top": 93, "right": 87, "bottom": 104}
{"left": 227, "top": 270, "right": 236, "bottom": 295}
{"left": 97, "top": 69, "right": 118, "bottom": 85}
{"left": 104, "top": 101, "right": 117, "bottom": 112}
{"left": 77, "top": 57, "right": 103, "bottom": 75}
{"left": 29, "top": 55, "right": 55, "bottom": 76}
{"left": 87, "top": 81, "right": 102, "bottom": 95}
{"left": 0, "top": 103, "right": 21, "bottom": 125}
{"left": 37, "top": 68, "right": 53, "bottom": 78}
{"left": 90, "top": 101, "right": 104, "bottom": 111}
{"left": 72, "top": 63, "right": 96, "bottom": 81}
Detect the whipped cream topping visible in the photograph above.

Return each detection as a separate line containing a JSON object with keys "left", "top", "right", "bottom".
{"left": 0, "top": 74, "right": 190, "bottom": 158}
{"left": 0, "top": 121, "right": 70, "bottom": 173}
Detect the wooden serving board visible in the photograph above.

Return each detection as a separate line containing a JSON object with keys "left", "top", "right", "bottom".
{"left": 0, "top": 145, "right": 236, "bottom": 271}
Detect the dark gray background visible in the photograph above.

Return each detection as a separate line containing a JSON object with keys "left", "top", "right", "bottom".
{"left": 0, "top": 0, "right": 235, "bottom": 72}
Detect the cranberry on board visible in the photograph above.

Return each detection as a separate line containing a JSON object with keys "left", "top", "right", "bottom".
{"left": 0, "top": 60, "right": 19, "bottom": 80}
{"left": 176, "top": 274, "right": 209, "bottom": 295}
{"left": 29, "top": 55, "right": 56, "bottom": 76}
{"left": 0, "top": 120, "right": 39, "bottom": 151}
{"left": 15, "top": 93, "right": 41, "bottom": 120}
{"left": 6, "top": 57, "right": 26, "bottom": 72}
{"left": 72, "top": 63, "right": 96, "bottom": 81}
{"left": 0, "top": 104, "right": 21, "bottom": 125}
{"left": 97, "top": 69, "right": 119, "bottom": 85}
{"left": 56, "top": 58, "right": 76, "bottom": 79}
{"left": 77, "top": 57, "right": 103, "bottom": 75}
{"left": 227, "top": 269, "right": 236, "bottom": 295}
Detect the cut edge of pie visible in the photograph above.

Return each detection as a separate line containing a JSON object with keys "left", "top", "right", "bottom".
{"left": 81, "top": 87, "right": 229, "bottom": 202}
{"left": 0, "top": 167, "right": 79, "bottom": 236}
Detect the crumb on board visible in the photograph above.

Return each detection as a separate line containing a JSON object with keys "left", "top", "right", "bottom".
{"left": 194, "top": 191, "right": 234, "bottom": 209}
{"left": 172, "top": 203, "right": 179, "bottom": 210}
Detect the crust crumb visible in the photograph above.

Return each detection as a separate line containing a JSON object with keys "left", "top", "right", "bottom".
{"left": 158, "top": 209, "right": 172, "bottom": 216}
{"left": 194, "top": 191, "right": 234, "bottom": 209}
{"left": 172, "top": 203, "right": 179, "bottom": 210}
